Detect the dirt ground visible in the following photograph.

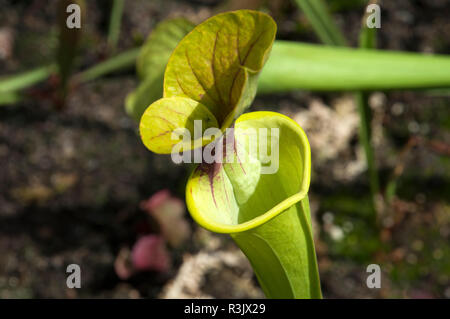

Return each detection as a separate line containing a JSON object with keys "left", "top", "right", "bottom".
{"left": 0, "top": 0, "right": 449, "bottom": 298}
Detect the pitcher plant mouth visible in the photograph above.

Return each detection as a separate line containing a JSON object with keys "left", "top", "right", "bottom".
{"left": 186, "top": 111, "right": 311, "bottom": 234}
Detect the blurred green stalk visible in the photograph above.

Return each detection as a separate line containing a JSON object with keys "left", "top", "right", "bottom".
{"left": 108, "top": 0, "right": 125, "bottom": 51}
{"left": 0, "top": 65, "right": 56, "bottom": 93}
{"left": 0, "top": 64, "right": 56, "bottom": 105}
{"left": 259, "top": 42, "right": 450, "bottom": 92}
{"left": 56, "top": 0, "right": 85, "bottom": 106}
{"left": 293, "top": 0, "right": 379, "bottom": 211}
{"left": 294, "top": 0, "right": 347, "bottom": 46}
{"left": 75, "top": 47, "right": 140, "bottom": 82}
{"left": 0, "top": 48, "right": 139, "bottom": 106}
{"left": 0, "top": 91, "right": 23, "bottom": 105}
{"left": 355, "top": 1, "right": 380, "bottom": 219}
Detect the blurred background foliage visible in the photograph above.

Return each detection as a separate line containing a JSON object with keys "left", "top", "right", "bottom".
{"left": 0, "top": 0, "right": 448, "bottom": 298}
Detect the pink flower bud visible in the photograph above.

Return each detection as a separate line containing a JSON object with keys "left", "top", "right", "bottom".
{"left": 131, "top": 235, "right": 171, "bottom": 273}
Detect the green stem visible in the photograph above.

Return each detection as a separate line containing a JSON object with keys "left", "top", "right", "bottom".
{"left": 359, "top": 21, "right": 377, "bottom": 49}
{"left": 355, "top": 2, "right": 380, "bottom": 218}
{"left": 294, "top": 0, "right": 347, "bottom": 46}
{"left": 259, "top": 41, "right": 450, "bottom": 93}
{"left": 231, "top": 197, "right": 322, "bottom": 299}
{"left": 74, "top": 47, "right": 140, "bottom": 83}
{"left": 0, "top": 64, "right": 56, "bottom": 92}
{"left": 355, "top": 91, "right": 379, "bottom": 209}
{"left": 0, "top": 91, "right": 23, "bottom": 105}
{"left": 57, "top": 0, "right": 84, "bottom": 103}
{"left": 108, "top": 0, "right": 125, "bottom": 51}
{"left": 0, "top": 48, "right": 139, "bottom": 106}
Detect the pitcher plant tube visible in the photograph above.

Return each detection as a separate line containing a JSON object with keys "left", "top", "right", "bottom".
{"left": 139, "top": 10, "right": 322, "bottom": 299}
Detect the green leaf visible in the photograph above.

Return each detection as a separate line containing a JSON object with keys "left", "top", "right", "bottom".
{"left": 140, "top": 10, "right": 276, "bottom": 154}
{"left": 140, "top": 97, "right": 218, "bottom": 154}
{"left": 126, "top": 18, "right": 195, "bottom": 121}
{"left": 163, "top": 10, "right": 276, "bottom": 127}
{"left": 137, "top": 18, "right": 195, "bottom": 80}
{"left": 125, "top": 73, "right": 164, "bottom": 122}
{"left": 186, "top": 111, "right": 321, "bottom": 298}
